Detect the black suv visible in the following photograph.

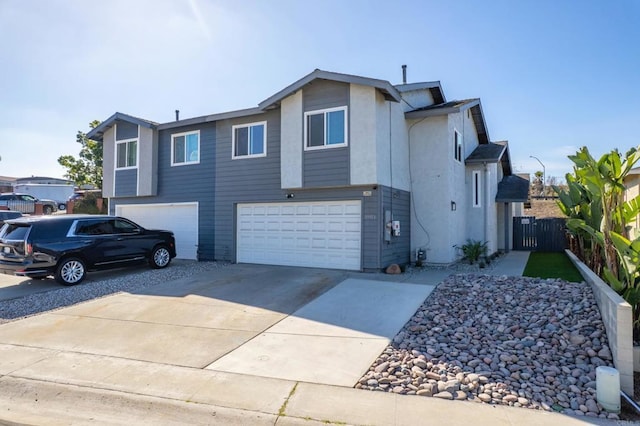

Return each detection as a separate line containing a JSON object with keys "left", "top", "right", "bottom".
{"left": 0, "top": 215, "right": 177, "bottom": 285}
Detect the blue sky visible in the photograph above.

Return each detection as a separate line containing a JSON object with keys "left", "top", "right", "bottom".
{"left": 0, "top": 0, "right": 638, "bottom": 182}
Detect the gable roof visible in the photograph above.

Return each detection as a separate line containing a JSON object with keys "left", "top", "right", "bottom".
{"left": 87, "top": 112, "right": 158, "bottom": 141}
{"left": 465, "top": 142, "right": 507, "bottom": 164}
{"left": 466, "top": 141, "right": 513, "bottom": 176}
{"left": 496, "top": 174, "right": 530, "bottom": 203}
{"left": 405, "top": 99, "right": 490, "bottom": 145}
{"left": 394, "top": 81, "right": 446, "bottom": 104}
{"left": 258, "top": 69, "right": 402, "bottom": 110}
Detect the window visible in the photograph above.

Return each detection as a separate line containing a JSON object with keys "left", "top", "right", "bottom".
{"left": 172, "top": 131, "right": 200, "bottom": 165}
{"left": 116, "top": 139, "right": 137, "bottom": 168}
{"left": 232, "top": 122, "right": 266, "bottom": 159}
{"left": 304, "top": 107, "right": 347, "bottom": 150}
{"left": 473, "top": 170, "right": 481, "bottom": 208}
{"left": 454, "top": 130, "right": 463, "bottom": 162}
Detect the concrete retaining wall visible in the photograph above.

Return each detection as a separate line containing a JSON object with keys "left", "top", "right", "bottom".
{"left": 565, "top": 249, "right": 634, "bottom": 394}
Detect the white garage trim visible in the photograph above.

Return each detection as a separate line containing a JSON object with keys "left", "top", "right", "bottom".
{"left": 237, "top": 200, "right": 362, "bottom": 270}
{"left": 115, "top": 202, "right": 199, "bottom": 260}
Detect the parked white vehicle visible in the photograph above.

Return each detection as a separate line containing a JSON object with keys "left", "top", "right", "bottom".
{"left": 13, "top": 184, "right": 74, "bottom": 210}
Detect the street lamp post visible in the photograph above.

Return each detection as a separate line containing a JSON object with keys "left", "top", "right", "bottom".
{"left": 530, "top": 155, "right": 546, "bottom": 197}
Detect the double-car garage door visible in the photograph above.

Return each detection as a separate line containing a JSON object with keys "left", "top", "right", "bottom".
{"left": 236, "top": 200, "right": 362, "bottom": 271}
{"left": 116, "top": 203, "right": 198, "bottom": 260}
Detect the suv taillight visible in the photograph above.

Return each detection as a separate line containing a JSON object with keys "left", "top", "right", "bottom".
{"left": 25, "top": 242, "right": 33, "bottom": 255}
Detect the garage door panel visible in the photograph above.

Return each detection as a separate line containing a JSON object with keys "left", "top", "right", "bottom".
{"left": 237, "top": 201, "right": 361, "bottom": 271}
{"left": 116, "top": 203, "right": 198, "bottom": 260}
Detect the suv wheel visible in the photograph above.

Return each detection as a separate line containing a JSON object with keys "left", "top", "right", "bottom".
{"left": 55, "top": 257, "right": 86, "bottom": 285}
{"left": 150, "top": 245, "right": 171, "bottom": 269}
{"left": 43, "top": 205, "right": 53, "bottom": 215}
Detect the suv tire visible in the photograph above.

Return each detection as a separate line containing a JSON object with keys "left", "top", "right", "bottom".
{"left": 43, "top": 205, "right": 53, "bottom": 215}
{"left": 150, "top": 245, "right": 171, "bottom": 269}
{"left": 55, "top": 257, "right": 86, "bottom": 285}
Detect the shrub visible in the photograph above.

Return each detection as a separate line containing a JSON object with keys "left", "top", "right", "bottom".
{"left": 455, "top": 239, "right": 488, "bottom": 264}
{"left": 73, "top": 193, "right": 107, "bottom": 214}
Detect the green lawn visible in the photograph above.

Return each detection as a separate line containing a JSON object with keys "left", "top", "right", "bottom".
{"left": 523, "top": 252, "right": 584, "bottom": 282}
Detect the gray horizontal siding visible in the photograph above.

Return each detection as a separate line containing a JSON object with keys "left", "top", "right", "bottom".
{"left": 214, "top": 110, "right": 282, "bottom": 262}
{"left": 381, "top": 186, "right": 411, "bottom": 267}
{"left": 302, "top": 80, "right": 351, "bottom": 188}
{"left": 111, "top": 122, "right": 216, "bottom": 260}
{"left": 303, "top": 80, "right": 349, "bottom": 112}
{"left": 116, "top": 120, "right": 138, "bottom": 140}
{"left": 303, "top": 147, "right": 349, "bottom": 187}
{"left": 114, "top": 169, "right": 137, "bottom": 197}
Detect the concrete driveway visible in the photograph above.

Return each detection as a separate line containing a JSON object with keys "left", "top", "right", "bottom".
{"left": 0, "top": 258, "right": 615, "bottom": 425}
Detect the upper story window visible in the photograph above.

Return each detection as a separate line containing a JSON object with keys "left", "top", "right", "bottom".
{"left": 304, "top": 106, "right": 347, "bottom": 150}
{"left": 454, "top": 129, "right": 463, "bottom": 162}
{"left": 116, "top": 139, "right": 137, "bottom": 169}
{"left": 232, "top": 121, "right": 267, "bottom": 159}
{"left": 172, "top": 131, "right": 200, "bottom": 166}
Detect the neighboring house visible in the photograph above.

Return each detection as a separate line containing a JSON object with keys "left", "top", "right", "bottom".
{"left": 0, "top": 176, "right": 15, "bottom": 193}
{"left": 15, "top": 176, "right": 74, "bottom": 186}
{"left": 88, "top": 69, "right": 527, "bottom": 271}
{"left": 624, "top": 167, "right": 640, "bottom": 238}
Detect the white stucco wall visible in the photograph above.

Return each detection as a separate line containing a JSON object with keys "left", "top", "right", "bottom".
{"left": 398, "top": 90, "right": 436, "bottom": 112}
{"left": 280, "top": 90, "right": 303, "bottom": 188}
{"left": 350, "top": 85, "right": 377, "bottom": 185}
{"left": 102, "top": 127, "right": 115, "bottom": 198}
{"left": 409, "top": 115, "right": 458, "bottom": 264}
{"left": 466, "top": 162, "right": 499, "bottom": 255}
{"left": 375, "top": 91, "right": 410, "bottom": 191}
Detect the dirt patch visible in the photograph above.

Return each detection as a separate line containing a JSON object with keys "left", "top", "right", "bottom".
{"left": 524, "top": 199, "right": 564, "bottom": 219}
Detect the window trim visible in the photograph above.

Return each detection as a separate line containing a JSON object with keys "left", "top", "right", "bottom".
{"left": 115, "top": 138, "right": 138, "bottom": 170}
{"left": 303, "top": 106, "right": 348, "bottom": 151}
{"left": 231, "top": 121, "right": 267, "bottom": 160}
{"left": 171, "top": 130, "right": 201, "bottom": 166}
{"left": 472, "top": 170, "right": 482, "bottom": 208}
{"left": 454, "top": 129, "right": 463, "bottom": 162}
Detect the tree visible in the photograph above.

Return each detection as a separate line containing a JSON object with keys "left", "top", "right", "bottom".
{"left": 58, "top": 120, "right": 102, "bottom": 189}
{"left": 556, "top": 145, "right": 640, "bottom": 327}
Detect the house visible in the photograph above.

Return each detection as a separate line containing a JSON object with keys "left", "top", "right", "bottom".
{"left": 624, "top": 167, "right": 640, "bottom": 238}
{"left": 87, "top": 69, "right": 527, "bottom": 271}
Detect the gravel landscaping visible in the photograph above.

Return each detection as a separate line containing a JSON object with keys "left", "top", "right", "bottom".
{"left": 0, "top": 260, "right": 224, "bottom": 325}
{"left": 357, "top": 272, "right": 622, "bottom": 420}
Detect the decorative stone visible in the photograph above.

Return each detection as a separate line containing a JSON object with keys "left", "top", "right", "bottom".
{"left": 385, "top": 264, "right": 402, "bottom": 274}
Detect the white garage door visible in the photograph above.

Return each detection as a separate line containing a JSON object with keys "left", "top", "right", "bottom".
{"left": 237, "top": 200, "right": 361, "bottom": 270}
{"left": 116, "top": 202, "right": 198, "bottom": 260}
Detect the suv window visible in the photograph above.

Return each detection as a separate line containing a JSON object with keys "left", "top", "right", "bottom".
{"left": 1, "top": 223, "right": 31, "bottom": 240}
{"left": 76, "top": 219, "right": 115, "bottom": 236}
{"left": 113, "top": 219, "right": 139, "bottom": 234}
{"left": 30, "top": 221, "right": 72, "bottom": 240}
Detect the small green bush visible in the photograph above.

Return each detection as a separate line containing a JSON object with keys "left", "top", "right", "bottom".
{"left": 455, "top": 239, "right": 488, "bottom": 264}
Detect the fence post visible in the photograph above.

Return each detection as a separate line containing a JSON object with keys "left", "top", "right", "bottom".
{"left": 34, "top": 202, "right": 43, "bottom": 215}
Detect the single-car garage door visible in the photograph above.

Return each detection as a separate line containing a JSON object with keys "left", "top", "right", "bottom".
{"left": 116, "top": 202, "right": 198, "bottom": 260}
{"left": 237, "top": 200, "right": 361, "bottom": 270}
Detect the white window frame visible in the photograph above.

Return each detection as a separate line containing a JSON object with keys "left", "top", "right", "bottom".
{"left": 304, "top": 106, "right": 348, "bottom": 151}
{"left": 454, "top": 129, "right": 463, "bottom": 162}
{"left": 232, "top": 121, "right": 267, "bottom": 159}
{"left": 171, "top": 130, "right": 200, "bottom": 166}
{"left": 115, "top": 138, "right": 138, "bottom": 170}
{"left": 472, "top": 170, "right": 482, "bottom": 208}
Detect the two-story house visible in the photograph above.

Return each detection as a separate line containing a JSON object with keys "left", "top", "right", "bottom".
{"left": 88, "top": 69, "right": 527, "bottom": 271}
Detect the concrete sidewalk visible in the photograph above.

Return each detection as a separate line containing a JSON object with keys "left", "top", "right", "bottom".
{"left": 0, "top": 252, "right": 620, "bottom": 425}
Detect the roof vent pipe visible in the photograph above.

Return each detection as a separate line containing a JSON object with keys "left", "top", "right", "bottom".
{"left": 175, "top": 110, "right": 180, "bottom": 121}
{"left": 402, "top": 64, "right": 407, "bottom": 84}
